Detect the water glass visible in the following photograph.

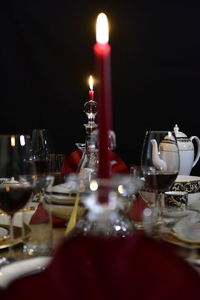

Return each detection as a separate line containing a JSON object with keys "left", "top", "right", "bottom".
{"left": 22, "top": 175, "right": 54, "bottom": 257}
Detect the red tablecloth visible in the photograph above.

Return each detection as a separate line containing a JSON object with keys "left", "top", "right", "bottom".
{"left": 2, "top": 232, "right": 200, "bottom": 299}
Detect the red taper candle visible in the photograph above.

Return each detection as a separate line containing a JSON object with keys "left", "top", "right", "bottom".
{"left": 88, "top": 75, "right": 94, "bottom": 101}
{"left": 94, "top": 13, "right": 112, "bottom": 182}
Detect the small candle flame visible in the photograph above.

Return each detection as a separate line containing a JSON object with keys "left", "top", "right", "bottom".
{"left": 11, "top": 136, "right": 15, "bottom": 147}
{"left": 96, "top": 13, "right": 109, "bottom": 44}
{"left": 20, "top": 135, "right": 25, "bottom": 146}
{"left": 89, "top": 75, "right": 93, "bottom": 91}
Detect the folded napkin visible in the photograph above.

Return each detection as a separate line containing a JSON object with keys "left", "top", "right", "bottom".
{"left": 3, "top": 232, "right": 200, "bottom": 299}
{"left": 61, "top": 150, "right": 128, "bottom": 175}
{"left": 30, "top": 203, "right": 66, "bottom": 228}
{"left": 127, "top": 194, "right": 148, "bottom": 222}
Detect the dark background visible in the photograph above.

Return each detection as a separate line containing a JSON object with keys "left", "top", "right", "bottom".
{"left": 1, "top": 0, "right": 200, "bottom": 173}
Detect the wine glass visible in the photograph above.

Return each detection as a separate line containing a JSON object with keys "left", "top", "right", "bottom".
{"left": 141, "top": 131, "right": 180, "bottom": 229}
{"left": 0, "top": 135, "right": 35, "bottom": 264}
{"left": 30, "top": 129, "right": 52, "bottom": 201}
{"left": 30, "top": 129, "right": 51, "bottom": 174}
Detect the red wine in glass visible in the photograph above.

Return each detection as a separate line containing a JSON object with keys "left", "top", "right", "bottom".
{"left": 0, "top": 185, "right": 33, "bottom": 216}
{"left": 144, "top": 172, "right": 178, "bottom": 192}
{"left": 34, "top": 160, "right": 49, "bottom": 174}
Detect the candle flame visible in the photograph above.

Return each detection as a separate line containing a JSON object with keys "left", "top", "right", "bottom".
{"left": 96, "top": 13, "right": 109, "bottom": 44}
{"left": 89, "top": 75, "right": 93, "bottom": 90}
{"left": 11, "top": 136, "right": 15, "bottom": 147}
{"left": 20, "top": 135, "right": 25, "bottom": 146}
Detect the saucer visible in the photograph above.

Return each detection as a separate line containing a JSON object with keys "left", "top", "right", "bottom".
{"left": 0, "top": 224, "right": 30, "bottom": 250}
{"left": 173, "top": 213, "right": 200, "bottom": 243}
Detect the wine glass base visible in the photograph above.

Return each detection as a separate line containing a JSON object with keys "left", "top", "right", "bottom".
{"left": 132, "top": 220, "right": 144, "bottom": 230}
{"left": 0, "top": 257, "right": 9, "bottom": 266}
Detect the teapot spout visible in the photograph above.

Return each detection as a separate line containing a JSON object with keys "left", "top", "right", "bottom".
{"left": 151, "top": 139, "right": 167, "bottom": 171}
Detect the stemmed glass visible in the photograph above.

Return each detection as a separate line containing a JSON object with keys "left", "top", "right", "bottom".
{"left": 30, "top": 129, "right": 52, "bottom": 202}
{"left": 141, "top": 131, "right": 180, "bottom": 228}
{"left": 30, "top": 129, "right": 51, "bottom": 174}
{"left": 0, "top": 135, "right": 36, "bottom": 264}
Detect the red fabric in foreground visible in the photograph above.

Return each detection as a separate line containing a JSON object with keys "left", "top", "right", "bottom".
{"left": 61, "top": 150, "right": 128, "bottom": 175}
{"left": 3, "top": 232, "right": 200, "bottom": 299}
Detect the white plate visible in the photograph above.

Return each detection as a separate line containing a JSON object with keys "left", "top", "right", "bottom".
{"left": 163, "top": 209, "right": 190, "bottom": 218}
{"left": 0, "top": 256, "right": 52, "bottom": 289}
{"left": 45, "top": 202, "right": 85, "bottom": 220}
{"left": 173, "top": 213, "right": 200, "bottom": 243}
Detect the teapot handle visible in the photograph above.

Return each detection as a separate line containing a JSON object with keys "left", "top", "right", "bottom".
{"left": 190, "top": 136, "right": 200, "bottom": 167}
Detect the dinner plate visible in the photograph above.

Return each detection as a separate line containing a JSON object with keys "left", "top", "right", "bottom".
{"left": 0, "top": 256, "right": 52, "bottom": 289}
{"left": 0, "top": 224, "right": 30, "bottom": 250}
{"left": 45, "top": 202, "right": 85, "bottom": 220}
{"left": 173, "top": 213, "right": 200, "bottom": 243}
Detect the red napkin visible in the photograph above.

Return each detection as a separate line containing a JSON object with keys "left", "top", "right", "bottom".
{"left": 30, "top": 204, "right": 66, "bottom": 228}
{"left": 127, "top": 194, "right": 148, "bottom": 222}
{"left": 61, "top": 150, "right": 128, "bottom": 175}
{"left": 3, "top": 232, "right": 200, "bottom": 299}
{"left": 30, "top": 203, "right": 49, "bottom": 224}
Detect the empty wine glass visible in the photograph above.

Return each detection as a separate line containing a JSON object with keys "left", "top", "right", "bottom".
{"left": 30, "top": 129, "right": 52, "bottom": 174}
{"left": 48, "top": 154, "right": 65, "bottom": 185}
{"left": 30, "top": 129, "right": 52, "bottom": 202}
{"left": 141, "top": 131, "right": 180, "bottom": 229}
{"left": 0, "top": 135, "right": 36, "bottom": 264}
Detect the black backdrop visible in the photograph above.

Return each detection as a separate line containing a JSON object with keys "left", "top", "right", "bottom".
{"left": 1, "top": 0, "right": 200, "bottom": 174}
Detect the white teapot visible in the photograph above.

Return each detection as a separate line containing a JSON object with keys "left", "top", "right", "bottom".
{"left": 174, "top": 124, "right": 200, "bottom": 175}
{"left": 151, "top": 132, "right": 179, "bottom": 172}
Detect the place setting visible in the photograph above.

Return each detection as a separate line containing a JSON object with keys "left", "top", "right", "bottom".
{"left": 1, "top": 10, "right": 200, "bottom": 299}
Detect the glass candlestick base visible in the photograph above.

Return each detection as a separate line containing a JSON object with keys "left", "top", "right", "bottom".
{"left": 71, "top": 176, "right": 143, "bottom": 238}
{"left": 73, "top": 191, "right": 133, "bottom": 238}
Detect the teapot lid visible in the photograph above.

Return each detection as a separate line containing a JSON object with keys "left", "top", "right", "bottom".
{"left": 173, "top": 124, "right": 187, "bottom": 138}
{"left": 164, "top": 131, "right": 175, "bottom": 141}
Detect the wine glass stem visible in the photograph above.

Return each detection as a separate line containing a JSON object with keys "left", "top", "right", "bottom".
{"left": 8, "top": 215, "right": 15, "bottom": 260}
{"left": 155, "top": 192, "right": 163, "bottom": 223}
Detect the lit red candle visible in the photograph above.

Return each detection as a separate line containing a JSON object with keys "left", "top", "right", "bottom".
{"left": 88, "top": 75, "right": 94, "bottom": 101}
{"left": 94, "top": 13, "right": 112, "bottom": 180}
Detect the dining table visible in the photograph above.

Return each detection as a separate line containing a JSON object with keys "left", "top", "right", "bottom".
{"left": 1, "top": 149, "right": 200, "bottom": 295}
{"left": 1, "top": 194, "right": 200, "bottom": 274}
{"left": 2, "top": 213, "right": 200, "bottom": 300}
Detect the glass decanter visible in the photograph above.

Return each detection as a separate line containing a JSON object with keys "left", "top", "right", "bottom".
{"left": 76, "top": 97, "right": 98, "bottom": 190}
